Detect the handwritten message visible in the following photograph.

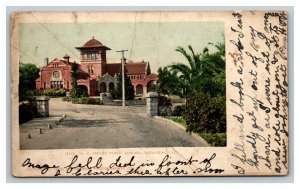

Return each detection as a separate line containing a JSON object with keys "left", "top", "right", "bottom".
{"left": 229, "top": 11, "right": 288, "bottom": 175}
{"left": 21, "top": 154, "right": 224, "bottom": 176}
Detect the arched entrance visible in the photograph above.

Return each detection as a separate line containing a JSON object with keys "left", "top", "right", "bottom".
{"left": 136, "top": 84, "right": 143, "bottom": 95}
{"left": 100, "top": 82, "right": 107, "bottom": 93}
{"left": 147, "top": 80, "right": 156, "bottom": 92}
{"left": 108, "top": 82, "right": 114, "bottom": 92}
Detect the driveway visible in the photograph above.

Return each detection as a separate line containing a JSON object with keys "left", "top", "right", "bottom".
{"left": 20, "top": 98, "right": 208, "bottom": 149}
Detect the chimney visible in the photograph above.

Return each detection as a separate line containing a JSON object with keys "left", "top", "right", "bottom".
{"left": 63, "top": 54, "right": 70, "bottom": 63}
{"left": 44, "top": 57, "right": 49, "bottom": 66}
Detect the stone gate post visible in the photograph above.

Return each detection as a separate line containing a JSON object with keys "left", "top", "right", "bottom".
{"left": 146, "top": 92, "right": 158, "bottom": 117}
{"left": 36, "top": 96, "right": 50, "bottom": 117}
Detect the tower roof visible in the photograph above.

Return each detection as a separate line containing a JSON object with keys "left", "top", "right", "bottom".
{"left": 75, "top": 37, "right": 111, "bottom": 51}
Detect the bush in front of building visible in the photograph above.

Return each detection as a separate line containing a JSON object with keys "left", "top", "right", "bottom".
{"left": 19, "top": 101, "right": 37, "bottom": 124}
{"left": 70, "top": 87, "right": 88, "bottom": 98}
{"left": 62, "top": 96, "right": 71, "bottom": 102}
{"left": 158, "top": 95, "right": 172, "bottom": 107}
{"left": 157, "top": 95, "right": 172, "bottom": 116}
{"left": 39, "top": 88, "right": 68, "bottom": 97}
{"left": 172, "top": 105, "right": 185, "bottom": 116}
{"left": 183, "top": 92, "right": 226, "bottom": 134}
{"left": 71, "top": 97, "right": 103, "bottom": 105}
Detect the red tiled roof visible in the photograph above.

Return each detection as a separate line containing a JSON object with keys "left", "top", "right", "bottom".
{"left": 76, "top": 37, "right": 111, "bottom": 50}
{"left": 106, "top": 62, "right": 147, "bottom": 76}
{"left": 106, "top": 63, "right": 121, "bottom": 76}
{"left": 125, "top": 62, "right": 147, "bottom": 74}
{"left": 83, "top": 38, "right": 103, "bottom": 47}
{"left": 47, "top": 58, "right": 73, "bottom": 66}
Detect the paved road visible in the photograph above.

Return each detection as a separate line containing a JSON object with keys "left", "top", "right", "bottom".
{"left": 20, "top": 98, "right": 208, "bottom": 149}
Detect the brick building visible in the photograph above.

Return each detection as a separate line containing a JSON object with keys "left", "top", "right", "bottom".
{"left": 35, "top": 37, "right": 158, "bottom": 96}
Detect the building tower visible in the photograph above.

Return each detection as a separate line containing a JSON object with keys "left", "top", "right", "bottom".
{"left": 75, "top": 37, "right": 111, "bottom": 77}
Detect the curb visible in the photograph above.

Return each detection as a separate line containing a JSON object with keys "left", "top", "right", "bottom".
{"left": 153, "top": 116, "right": 210, "bottom": 147}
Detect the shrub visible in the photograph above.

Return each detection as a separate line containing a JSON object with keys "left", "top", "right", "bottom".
{"left": 80, "top": 97, "right": 90, "bottom": 104}
{"left": 199, "top": 133, "right": 227, "bottom": 147}
{"left": 158, "top": 106, "right": 172, "bottom": 117}
{"left": 19, "top": 101, "right": 37, "bottom": 124}
{"left": 94, "top": 98, "right": 104, "bottom": 105}
{"left": 183, "top": 92, "right": 226, "bottom": 134}
{"left": 62, "top": 97, "right": 71, "bottom": 102}
{"left": 71, "top": 97, "right": 103, "bottom": 105}
{"left": 172, "top": 105, "right": 184, "bottom": 116}
{"left": 40, "top": 88, "right": 68, "bottom": 97}
{"left": 71, "top": 97, "right": 80, "bottom": 104}
{"left": 70, "top": 87, "right": 87, "bottom": 98}
{"left": 158, "top": 96, "right": 172, "bottom": 107}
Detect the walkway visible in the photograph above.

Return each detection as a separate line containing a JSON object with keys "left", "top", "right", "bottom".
{"left": 20, "top": 98, "right": 208, "bottom": 149}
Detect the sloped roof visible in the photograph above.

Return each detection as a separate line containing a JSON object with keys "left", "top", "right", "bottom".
{"left": 105, "top": 62, "right": 148, "bottom": 76}
{"left": 125, "top": 62, "right": 147, "bottom": 74}
{"left": 75, "top": 37, "right": 111, "bottom": 50}
{"left": 106, "top": 63, "right": 121, "bottom": 76}
{"left": 83, "top": 38, "right": 103, "bottom": 47}
{"left": 47, "top": 58, "right": 73, "bottom": 66}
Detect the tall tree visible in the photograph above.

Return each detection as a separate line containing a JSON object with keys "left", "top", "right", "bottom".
{"left": 113, "top": 73, "right": 135, "bottom": 100}
{"left": 19, "top": 63, "right": 40, "bottom": 101}
{"left": 156, "top": 67, "right": 185, "bottom": 97}
{"left": 70, "top": 62, "right": 83, "bottom": 97}
{"left": 168, "top": 42, "right": 225, "bottom": 96}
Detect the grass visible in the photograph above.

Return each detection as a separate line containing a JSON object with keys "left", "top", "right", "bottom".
{"left": 166, "top": 116, "right": 187, "bottom": 127}
{"left": 165, "top": 116, "right": 226, "bottom": 147}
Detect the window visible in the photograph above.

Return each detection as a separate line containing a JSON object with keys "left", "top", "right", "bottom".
{"left": 88, "top": 65, "right": 94, "bottom": 74}
{"left": 87, "top": 53, "right": 91, "bottom": 59}
{"left": 50, "top": 81, "right": 63, "bottom": 89}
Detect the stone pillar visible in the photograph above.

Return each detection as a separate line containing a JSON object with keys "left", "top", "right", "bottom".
{"left": 143, "top": 86, "right": 147, "bottom": 95}
{"left": 36, "top": 96, "right": 50, "bottom": 117}
{"left": 146, "top": 92, "right": 158, "bottom": 117}
{"left": 106, "top": 83, "right": 110, "bottom": 93}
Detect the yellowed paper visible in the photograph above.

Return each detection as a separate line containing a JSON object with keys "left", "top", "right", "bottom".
{"left": 11, "top": 11, "right": 288, "bottom": 177}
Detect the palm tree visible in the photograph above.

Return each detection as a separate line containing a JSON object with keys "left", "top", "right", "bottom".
{"left": 156, "top": 67, "right": 184, "bottom": 97}
{"left": 168, "top": 45, "right": 205, "bottom": 94}
{"left": 168, "top": 43, "right": 225, "bottom": 96}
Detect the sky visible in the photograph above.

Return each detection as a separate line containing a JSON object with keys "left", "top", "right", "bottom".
{"left": 19, "top": 22, "right": 224, "bottom": 73}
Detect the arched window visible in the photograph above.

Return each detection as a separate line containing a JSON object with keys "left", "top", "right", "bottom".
{"left": 100, "top": 82, "right": 107, "bottom": 93}
{"left": 136, "top": 84, "right": 143, "bottom": 95}
{"left": 109, "top": 82, "right": 114, "bottom": 92}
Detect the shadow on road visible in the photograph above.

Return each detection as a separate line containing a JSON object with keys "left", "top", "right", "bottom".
{"left": 61, "top": 118, "right": 128, "bottom": 128}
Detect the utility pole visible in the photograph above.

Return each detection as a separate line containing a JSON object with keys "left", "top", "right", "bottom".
{"left": 116, "top": 50, "right": 128, "bottom": 107}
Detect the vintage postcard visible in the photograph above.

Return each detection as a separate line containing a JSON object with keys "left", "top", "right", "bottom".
{"left": 11, "top": 11, "right": 288, "bottom": 177}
